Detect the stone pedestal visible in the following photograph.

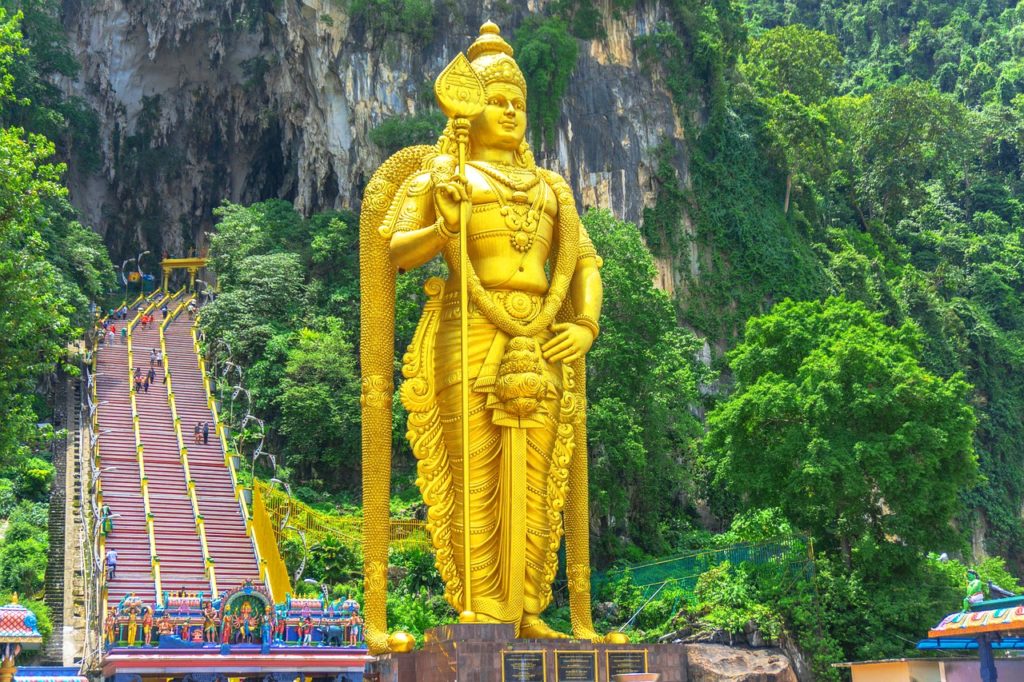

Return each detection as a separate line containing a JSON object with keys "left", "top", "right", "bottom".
{"left": 368, "top": 624, "right": 686, "bottom": 682}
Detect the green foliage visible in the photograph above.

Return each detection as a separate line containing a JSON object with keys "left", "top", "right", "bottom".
{"left": 0, "top": 0, "right": 100, "bottom": 167}
{"left": 0, "top": 479, "right": 14, "bottom": 516}
{"left": 742, "top": 25, "right": 842, "bottom": 103}
{"left": 369, "top": 110, "right": 446, "bottom": 156}
{"left": 15, "top": 457, "right": 53, "bottom": 500}
{"left": 347, "top": 0, "right": 435, "bottom": 44}
{"left": 277, "top": 318, "right": 361, "bottom": 486}
{"left": 705, "top": 297, "right": 978, "bottom": 563}
{"left": 306, "top": 536, "right": 361, "bottom": 585}
{"left": 639, "top": 140, "right": 687, "bottom": 254}
{"left": 0, "top": 502, "right": 49, "bottom": 596}
{"left": 512, "top": 17, "right": 578, "bottom": 150}
{"left": 0, "top": 8, "right": 110, "bottom": 510}
{"left": 582, "top": 210, "right": 706, "bottom": 562}
{"left": 691, "top": 562, "right": 782, "bottom": 640}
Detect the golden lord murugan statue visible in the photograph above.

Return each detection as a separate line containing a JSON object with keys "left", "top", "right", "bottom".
{"left": 360, "top": 21, "right": 625, "bottom": 654}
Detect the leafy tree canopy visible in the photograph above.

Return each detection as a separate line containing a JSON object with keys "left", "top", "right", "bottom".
{"left": 705, "top": 297, "right": 978, "bottom": 565}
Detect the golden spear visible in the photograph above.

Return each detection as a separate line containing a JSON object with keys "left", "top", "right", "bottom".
{"left": 435, "top": 52, "right": 486, "bottom": 623}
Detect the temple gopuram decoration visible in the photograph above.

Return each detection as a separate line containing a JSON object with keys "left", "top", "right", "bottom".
{"left": 99, "top": 583, "right": 369, "bottom": 682}
{"left": 915, "top": 574, "right": 1024, "bottom": 682}
{"left": 0, "top": 596, "right": 43, "bottom": 682}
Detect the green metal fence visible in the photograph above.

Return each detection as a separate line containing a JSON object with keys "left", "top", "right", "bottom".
{"left": 595, "top": 535, "right": 814, "bottom": 598}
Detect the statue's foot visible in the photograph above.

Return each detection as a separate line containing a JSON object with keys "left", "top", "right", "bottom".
{"left": 519, "top": 616, "right": 570, "bottom": 639}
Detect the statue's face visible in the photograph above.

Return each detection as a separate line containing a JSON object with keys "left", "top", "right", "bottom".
{"left": 470, "top": 81, "right": 526, "bottom": 152}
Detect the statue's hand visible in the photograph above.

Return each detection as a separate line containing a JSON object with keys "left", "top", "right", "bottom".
{"left": 433, "top": 173, "right": 471, "bottom": 234}
{"left": 542, "top": 322, "right": 595, "bottom": 364}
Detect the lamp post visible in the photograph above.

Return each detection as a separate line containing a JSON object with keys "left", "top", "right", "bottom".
{"left": 119, "top": 258, "right": 138, "bottom": 305}
{"left": 302, "top": 578, "right": 329, "bottom": 607}
{"left": 136, "top": 250, "right": 151, "bottom": 296}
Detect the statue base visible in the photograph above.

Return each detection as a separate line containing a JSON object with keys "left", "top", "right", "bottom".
{"left": 367, "top": 623, "right": 686, "bottom": 682}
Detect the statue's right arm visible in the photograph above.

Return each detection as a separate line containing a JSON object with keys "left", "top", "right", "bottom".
{"left": 387, "top": 171, "right": 450, "bottom": 273}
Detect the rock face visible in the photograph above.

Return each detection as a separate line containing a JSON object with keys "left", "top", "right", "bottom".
{"left": 686, "top": 644, "right": 798, "bottom": 682}
{"left": 58, "top": 0, "right": 686, "bottom": 261}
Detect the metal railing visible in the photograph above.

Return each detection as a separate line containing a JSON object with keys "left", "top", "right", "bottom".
{"left": 253, "top": 479, "right": 429, "bottom": 550}
{"left": 190, "top": 315, "right": 270, "bottom": 591}
{"left": 126, "top": 290, "right": 175, "bottom": 606}
{"left": 161, "top": 294, "right": 218, "bottom": 597}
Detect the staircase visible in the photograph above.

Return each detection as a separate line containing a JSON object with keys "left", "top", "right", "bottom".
{"left": 131, "top": 301, "right": 209, "bottom": 598}
{"left": 94, "top": 309, "right": 157, "bottom": 610}
{"left": 93, "top": 293, "right": 262, "bottom": 615}
{"left": 163, "top": 305, "right": 260, "bottom": 588}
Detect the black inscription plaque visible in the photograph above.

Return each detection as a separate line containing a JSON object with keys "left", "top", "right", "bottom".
{"left": 606, "top": 650, "right": 648, "bottom": 681}
{"left": 502, "top": 650, "right": 546, "bottom": 682}
{"left": 556, "top": 650, "right": 597, "bottom": 682}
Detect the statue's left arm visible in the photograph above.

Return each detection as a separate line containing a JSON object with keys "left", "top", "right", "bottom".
{"left": 542, "top": 221, "right": 603, "bottom": 363}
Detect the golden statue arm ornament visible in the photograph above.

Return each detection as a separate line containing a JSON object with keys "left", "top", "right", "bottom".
{"left": 387, "top": 170, "right": 461, "bottom": 272}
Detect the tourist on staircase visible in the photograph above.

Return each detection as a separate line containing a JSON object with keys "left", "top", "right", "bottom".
{"left": 106, "top": 548, "right": 117, "bottom": 580}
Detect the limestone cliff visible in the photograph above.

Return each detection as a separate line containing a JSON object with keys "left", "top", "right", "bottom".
{"left": 58, "top": 0, "right": 686, "bottom": 263}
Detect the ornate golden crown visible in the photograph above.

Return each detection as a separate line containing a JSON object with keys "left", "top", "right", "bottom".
{"left": 468, "top": 21, "right": 527, "bottom": 95}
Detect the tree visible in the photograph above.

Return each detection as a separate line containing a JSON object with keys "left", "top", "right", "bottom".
{"left": 513, "top": 17, "right": 578, "bottom": 150}
{"left": 741, "top": 26, "right": 842, "bottom": 212}
{"left": 583, "top": 210, "right": 706, "bottom": 560}
{"left": 846, "top": 82, "right": 972, "bottom": 225}
{"left": 704, "top": 297, "right": 978, "bottom": 566}
{"left": 742, "top": 25, "right": 842, "bottom": 104}
{"left": 277, "top": 317, "right": 361, "bottom": 485}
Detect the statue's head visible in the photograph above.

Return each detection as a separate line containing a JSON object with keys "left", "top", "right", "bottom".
{"left": 466, "top": 22, "right": 527, "bottom": 153}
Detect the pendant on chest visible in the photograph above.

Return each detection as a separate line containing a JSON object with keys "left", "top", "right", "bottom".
{"left": 500, "top": 189, "right": 543, "bottom": 253}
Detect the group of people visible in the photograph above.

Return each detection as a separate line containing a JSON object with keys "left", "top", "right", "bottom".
{"left": 100, "top": 318, "right": 127, "bottom": 346}
{"left": 107, "top": 305, "right": 130, "bottom": 320}
{"left": 133, "top": 365, "right": 158, "bottom": 393}
{"left": 194, "top": 420, "right": 211, "bottom": 445}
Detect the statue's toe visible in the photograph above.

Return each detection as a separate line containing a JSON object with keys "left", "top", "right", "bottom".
{"left": 519, "top": 617, "right": 570, "bottom": 639}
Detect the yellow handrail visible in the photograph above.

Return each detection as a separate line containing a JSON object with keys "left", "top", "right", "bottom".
{"left": 91, "top": 289, "right": 155, "bottom": 617}
{"left": 253, "top": 479, "right": 428, "bottom": 550}
{"left": 126, "top": 289, "right": 175, "bottom": 606}
{"left": 191, "top": 317, "right": 285, "bottom": 597}
{"left": 161, "top": 294, "right": 218, "bottom": 598}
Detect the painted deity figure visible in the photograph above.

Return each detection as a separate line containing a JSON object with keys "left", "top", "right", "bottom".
{"left": 261, "top": 607, "right": 273, "bottom": 648}
{"left": 126, "top": 605, "right": 139, "bottom": 647}
{"left": 104, "top": 608, "right": 118, "bottom": 648}
{"left": 273, "top": 604, "right": 288, "bottom": 643}
{"left": 360, "top": 21, "right": 621, "bottom": 653}
{"left": 964, "top": 569, "right": 985, "bottom": 611}
{"left": 203, "top": 602, "right": 218, "bottom": 642}
{"left": 157, "top": 613, "right": 174, "bottom": 641}
{"left": 348, "top": 613, "right": 362, "bottom": 646}
{"left": 142, "top": 608, "right": 154, "bottom": 646}
{"left": 220, "top": 611, "right": 234, "bottom": 645}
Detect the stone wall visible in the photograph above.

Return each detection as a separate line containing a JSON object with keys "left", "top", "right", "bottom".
{"left": 58, "top": 0, "right": 686, "bottom": 266}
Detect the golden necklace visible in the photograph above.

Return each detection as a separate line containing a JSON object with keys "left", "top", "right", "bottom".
{"left": 470, "top": 160, "right": 539, "bottom": 192}
{"left": 471, "top": 162, "right": 545, "bottom": 253}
